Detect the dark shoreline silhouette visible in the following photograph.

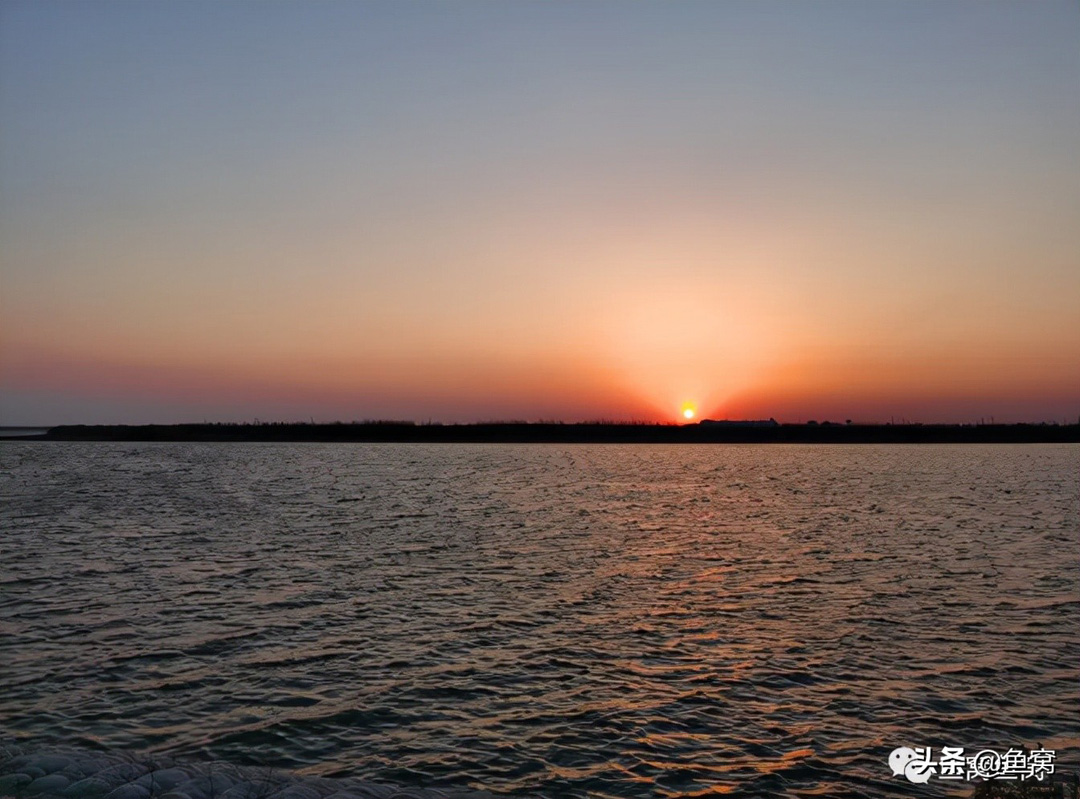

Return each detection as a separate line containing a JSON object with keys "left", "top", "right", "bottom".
{"left": 7, "top": 421, "right": 1078, "bottom": 443}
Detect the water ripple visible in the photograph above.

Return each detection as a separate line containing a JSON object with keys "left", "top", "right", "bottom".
{"left": 1, "top": 442, "right": 1077, "bottom": 797}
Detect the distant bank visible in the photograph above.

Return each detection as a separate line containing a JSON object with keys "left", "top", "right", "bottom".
{"left": 0, "top": 427, "right": 51, "bottom": 439}
{"left": 8, "top": 421, "right": 1078, "bottom": 444}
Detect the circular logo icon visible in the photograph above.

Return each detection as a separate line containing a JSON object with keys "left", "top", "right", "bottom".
{"left": 888, "top": 747, "right": 916, "bottom": 777}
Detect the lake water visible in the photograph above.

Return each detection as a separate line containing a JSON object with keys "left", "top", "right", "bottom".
{"left": 1, "top": 442, "right": 1077, "bottom": 798}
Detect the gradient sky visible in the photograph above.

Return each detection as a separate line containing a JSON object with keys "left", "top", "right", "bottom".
{"left": 2, "top": 0, "right": 1078, "bottom": 425}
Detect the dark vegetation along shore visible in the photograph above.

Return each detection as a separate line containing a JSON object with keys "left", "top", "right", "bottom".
{"left": 9, "top": 421, "right": 1079, "bottom": 443}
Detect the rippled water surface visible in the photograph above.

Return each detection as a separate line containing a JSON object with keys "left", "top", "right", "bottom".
{"left": 2, "top": 443, "right": 1077, "bottom": 797}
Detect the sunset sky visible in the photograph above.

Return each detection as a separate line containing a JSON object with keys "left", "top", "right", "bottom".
{"left": 2, "top": 1, "right": 1078, "bottom": 425}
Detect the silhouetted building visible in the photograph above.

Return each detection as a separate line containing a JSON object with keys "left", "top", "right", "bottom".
{"left": 698, "top": 418, "right": 779, "bottom": 427}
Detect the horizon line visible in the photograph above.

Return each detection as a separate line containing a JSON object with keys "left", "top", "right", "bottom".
{"left": 8, "top": 418, "right": 1079, "bottom": 429}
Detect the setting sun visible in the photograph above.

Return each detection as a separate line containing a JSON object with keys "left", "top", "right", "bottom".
{"left": 682, "top": 404, "right": 696, "bottom": 420}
